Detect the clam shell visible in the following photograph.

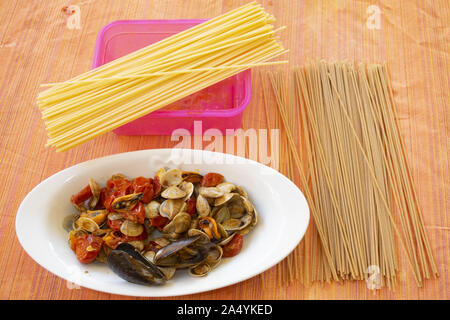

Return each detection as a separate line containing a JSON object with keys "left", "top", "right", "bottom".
{"left": 75, "top": 216, "right": 99, "bottom": 233}
{"left": 200, "top": 187, "right": 225, "bottom": 198}
{"left": 81, "top": 210, "right": 108, "bottom": 225}
{"left": 235, "top": 185, "right": 248, "bottom": 199}
{"left": 240, "top": 195, "right": 254, "bottom": 213}
{"left": 216, "top": 182, "right": 236, "bottom": 194}
{"left": 163, "top": 212, "right": 191, "bottom": 234}
{"left": 229, "top": 203, "right": 245, "bottom": 218}
{"left": 120, "top": 220, "right": 144, "bottom": 237}
{"left": 88, "top": 178, "right": 101, "bottom": 209}
{"left": 217, "top": 232, "right": 236, "bottom": 246}
{"left": 189, "top": 263, "right": 211, "bottom": 277}
{"left": 152, "top": 237, "right": 171, "bottom": 247}
{"left": 127, "top": 240, "right": 145, "bottom": 251}
{"left": 214, "top": 193, "right": 239, "bottom": 207}
{"left": 179, "top": 181, "right": 194, "bottom": 201}
{"left": 144, "top": 201, "right": 160, "bottom": 219}
{"left": 196, "top": 195, "right": 211, "bottom": 217}
{"left": 214, "top": 206, "right": 231, "bottom": 224}
{"left": 159, "top": 199, "right": 186, "bottom": 220}
{"left": 160, "top": 168, "right": 183, "bottom": 187}
{"left": 161, "top": 186, "right": 187, "bottom": 199}
{"left": 187, "top": 229, "right": 211, "bottom": 245}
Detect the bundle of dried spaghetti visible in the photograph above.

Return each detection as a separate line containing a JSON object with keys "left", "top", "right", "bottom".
{"left": 268, "top": 62, "right": 438, "bottom": 288}
{"left": 38, "top": 2, "right": 287, "bottom": 151}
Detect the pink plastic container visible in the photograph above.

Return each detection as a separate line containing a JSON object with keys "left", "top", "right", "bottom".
{"left": 92, "top": 20, "right": 251, "bottom": 135}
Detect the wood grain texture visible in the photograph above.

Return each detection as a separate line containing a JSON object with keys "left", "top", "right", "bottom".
{"left": 0, "top": 0, "right": 448, "bottom": 299}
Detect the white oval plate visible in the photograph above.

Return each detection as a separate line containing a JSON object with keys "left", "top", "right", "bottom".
{"left": 15, "top": 149, "right": 309, "bottom": 297}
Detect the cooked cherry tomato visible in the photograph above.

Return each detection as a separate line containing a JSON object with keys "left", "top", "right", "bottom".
{"left": 185, "top": 197, "right": 196, "bottom": 216}
{"left": 107, "top": 218, "right": 123, "bottom": 231}
{"left": 106, "top": 177, "right": 132, "bottom": 194}
{"left": 121, "top": 202, "right": 145, "bottom": 224}
{"left": 153, "top": 176, "right": 161, "bottom": 196}
{"left": 201, "top": 173, "right": 224, "bottom": 187}
{"left": 222, "top": 234, "right": 243, "bottom": 258}
{"left": 103, "top": 231, "right": 123, "bottom": 249}
{"left": 73, "top": 234, "right": 103, "bottom": 264}
{"left": 150, "top": 215, "right": 169, "bottom": 231}
{"left": 102, "top": 177, "right": 133, "bottom": 211}
{"left": 132, "top": 177, "right": 154, "bottom": 203}
{"left": 70, "top": 185, "right": 92, "bottom": 205}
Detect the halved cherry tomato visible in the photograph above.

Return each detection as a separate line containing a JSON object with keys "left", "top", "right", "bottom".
{"left": 121, "top": 202, "right": 145, "bottom": 224}
{"left": 107, "top": 218, "right": 123, "bottom": 231}
{"left": 103, "top": 231, "right": 123, "bottom": 249}
{"left": 102, "top": 177, "right": 133, "bottom": 211}
{"left": 153, "top": 176, "right": 161, "bottom": 196}
{"left": 150, "top": 215, "right": 169, "bottom": 231}
{"left": 132, "top": 177, "right": 154, "bottom": 203}
{"left": 201, "top": 173, "right": 224, "bottom": 187}
{"left": 222, "top": 234, "right": 243, "bottom": 258}
{"left": 185, "top": 197, "right": 196, "bottom": 216}
{"left": 73, "top": 234, "right": 103, "bottom": 264}
{"left": 106, "top": 177, "right": 132, "bottom": 194}
{"left": 70, "top": 185, "right": 92, "bottom": 205}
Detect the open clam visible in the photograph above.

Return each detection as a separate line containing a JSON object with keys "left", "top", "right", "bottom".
{"left": 163, "top": 212, "right": 191, "bottom": 235}
{"left": 75, "top": 216, "right": 100, "bottom": 233}
{"left": 159, "top": 199, "right": 186, "bottom": 220}
{"left": 189, "top": 243, "right": 223, "bottom": 277}
{"left": 160, "top": 168, "right": 183, "bottom": 187}
{"left": 80, "top": 210, "right": 108, "bottom": 226}
{"left": 161, "top": 186, "right": 186, "bottom": 199}
{"left": 200, "top": 187, "right": 225, "bottom": 198}
{"left": 88, "top": 178, "right": 101, "bottom": 209}
{"left": 144, "top": 201, "right": 160, "bottom": 219}
{"left": 179, "top": 181, "right": 194, "bottom": 201}
{"left": 154, "top": 236, "right": 206, "bottom": 268}
{"left": 196, "top": 195, "right": 211, "bottom": 217}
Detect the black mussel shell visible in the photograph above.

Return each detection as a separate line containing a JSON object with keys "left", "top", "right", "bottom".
{"left": 154, "top": 235, "right": 214, "bottom": 268}
{"left": 154, "top": 236, "right": 200, "bottom": 264}
{"left": 106, "top": 243, "right": 166, "bottom": 286}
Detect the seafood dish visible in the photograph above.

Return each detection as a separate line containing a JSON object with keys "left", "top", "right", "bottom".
{"left": 64, "top": 168, "right": 258, "bottom": 285}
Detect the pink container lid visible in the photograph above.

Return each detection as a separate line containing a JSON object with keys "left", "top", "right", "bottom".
{"left": 92, "top": 20, "right": 251, "bottom": 135}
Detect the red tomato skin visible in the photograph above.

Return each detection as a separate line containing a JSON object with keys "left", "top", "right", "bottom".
{"left": 132, "top": 177, "right": 154, "bottom": 203}
{"left": 121, "top": 202, "right": 145, "bottom": 224}
{"left": 106, "top": 177, "right": 132, "bottom": 194}
{"left": 107, "top": 218, "right": 123, "bottom": 231}
{"left": 102, "top": 177, "right": 133, "bottom": 211}
{"left": 70, "top": 185, "right": 92, "bottom": 205}
{"left": 150, "top": 215, "right": 169, "bottom": 231}
{"left": 222, "top": 234, "right": 243, "bottom": 258}
{"left": 153, "top": 176, "right": 161, "bottom": 196}
{"left": 185, "top": 197, "right": 196, "bottom": 216}
{"left": 200, "top": 173, "right": 224, "bottom": 187}
{"left": 74, "top": 234, "right": 103, "bottom": 264}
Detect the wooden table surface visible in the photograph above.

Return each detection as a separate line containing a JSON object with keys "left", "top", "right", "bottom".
{"left": 0, "top": 0, "right": 448, "bottom": 299}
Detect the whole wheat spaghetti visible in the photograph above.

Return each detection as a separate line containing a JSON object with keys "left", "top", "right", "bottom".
{"left": 266, "top": 61, "right": 437, "bottom": 288}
